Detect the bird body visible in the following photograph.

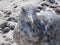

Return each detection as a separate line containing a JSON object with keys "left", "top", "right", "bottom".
{"left": 13, "top": 2, "right": 60, "bottom": 45}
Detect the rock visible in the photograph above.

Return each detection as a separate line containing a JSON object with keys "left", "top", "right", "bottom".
{"left": 5, "top": 17, "right": 18, "bottom": 22}
{"left": 50, "top": 4, "right": 57, "bottom": 8}
{"left": 0, "top": 30, "right": 2, "bottom": 33}
{"left": 3, "top": 10, "right": 12, "bottom": 17}
{"left": 3, "top": 35, "right": 6, "bottom": 38}
{"left": 37, "top": 8, "right": 56, "bottom": 17}
{"left": 41, "top": 3, "right": 49, "bottom": 6}
{"left": 36, "top": 8, "right": 40, "bottom": 12}
{"left": 11, "top": 43, "right": 16, "bottom": 45}
{"left": 9, "top": 14, "right": 18, "bottom": 22}
{"left": 4, "top": 11, "right": 12, "bottom": 15}
{"left": 55, "top": 7, "right": 60, "bottom": 14}
{"left": 36, "top": 6, "right": 45, "bottom": 12}
{"left": 37, "top": 6, "right": 45, "bottom": 10}
{"left": 1, "top": 41, "right": 11, "bottom": 45}
{"left": 43, "top": 0, "right": 45, "bottom": 1}
{"left": 3, "top": 27, "right": 10, "bottom": 33}
{"left": 3, "top": 30, "right": 14, "bottom": 44}
{"left": 0, "top": 20, "right": 7, "bottom": 28}
{"left": 7, "top": 11, "right": 11, "bottom": 15}
{"left": 0, "top": 28, "right": 3, "bottom": 33}
{"left": 3, "top": 36, "right": 14, "bottom": 44}
{"left": 4, "top": 17, "right": 10, "bottom": 21}
{"left": 0, "top": 28, "right": 2, "bottom": 30}
{"left": 7, "top": 17, "right": 15, "bottom": 22}
{"left": 48, "top": 0, "right": 55, "bottom": 4}
{"left": 7, "top": 21, "right": 17, "bottom": 30}
{"left": 13, "top": 6, "right": 17, "bottom": 8}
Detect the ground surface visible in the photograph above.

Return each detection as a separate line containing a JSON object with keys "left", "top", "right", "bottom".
{"left": 0, "top": 0, "right": 60, "bottom": 45}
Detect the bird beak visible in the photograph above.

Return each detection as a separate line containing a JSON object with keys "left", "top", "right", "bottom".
{"left": 28, "top": 15, "right": 33, "bottom": 24}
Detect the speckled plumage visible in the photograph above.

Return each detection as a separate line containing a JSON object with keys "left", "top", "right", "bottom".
{"left": 13, "top": 3, "right": 60, "bottom": 45}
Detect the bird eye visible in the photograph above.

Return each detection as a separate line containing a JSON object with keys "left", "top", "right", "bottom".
{"left": 21, "top": 8, "right": 26, "bottom": 12}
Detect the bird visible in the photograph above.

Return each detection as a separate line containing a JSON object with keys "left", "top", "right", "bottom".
{"left": 13, "top": 2, "right": 60, "bottom": 45}
{"left": 13, "top": 2, "right": 45, "bottom": 45}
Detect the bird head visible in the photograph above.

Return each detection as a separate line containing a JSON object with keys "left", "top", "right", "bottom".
{"left": 19, "top": 4, "right": 37, "bottom": 24}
